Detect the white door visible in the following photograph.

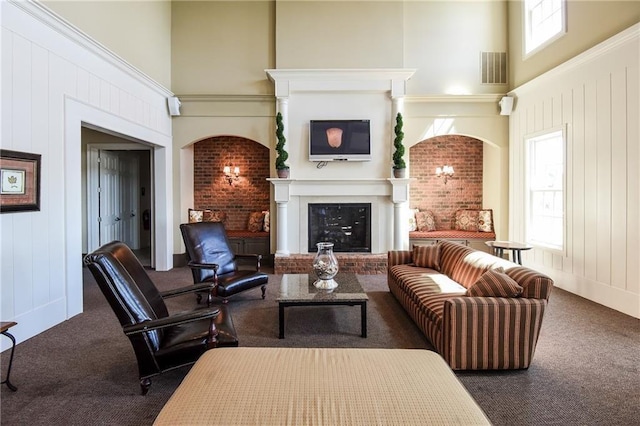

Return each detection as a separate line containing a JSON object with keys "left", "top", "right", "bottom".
{"left": 120, "top": 155, "right": 140, "bottom": 249}
{"left": 99, "top": 151, "right": 122, "bottom": 245}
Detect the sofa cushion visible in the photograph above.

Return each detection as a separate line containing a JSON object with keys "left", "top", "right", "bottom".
{"left": 413, "top": 244, "right": 441, "bottom": 270}
{"left": 389, "top": 264, "right": 466, "bottom": 328}
{"left": 416, "top": 210, "right": 436, "bottom": 231}
{"left": 262, "top": 210, "right": 270, "bottom": 232}
{"left": 466, "top": 268, "right": 523, "bottom": 297}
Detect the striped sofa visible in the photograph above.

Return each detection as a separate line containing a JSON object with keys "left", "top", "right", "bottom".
{"left": 388, "top": 241, "right": 553, "bottom": 370}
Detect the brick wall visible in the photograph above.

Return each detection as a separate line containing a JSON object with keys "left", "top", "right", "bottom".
{"left": 193, "top": 136, "right": 270, "bottom": 230}
{"left": 409, "top": 135, "right": 483, "bottom": 229}
{"left": 275, "top": 254, "right": 387, "bottom": 275}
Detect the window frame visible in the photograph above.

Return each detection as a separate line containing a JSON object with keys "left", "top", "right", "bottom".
{"left": 524, "top": 126, "right": 566, "bottom": 254}
{"left": 523, "top": 0, "right": 567, "bottom": 59}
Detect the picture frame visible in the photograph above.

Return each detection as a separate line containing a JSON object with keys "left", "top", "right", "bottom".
{"left": 0, "top": 149, "right": 41, "bottom": 213}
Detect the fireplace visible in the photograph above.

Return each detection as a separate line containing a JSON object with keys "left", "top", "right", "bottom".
{"left": 308, "top": 203, "right": 371, "bottom": 253}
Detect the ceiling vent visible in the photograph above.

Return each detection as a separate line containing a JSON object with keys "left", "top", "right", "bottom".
{"left": 481, "top": 52, "right": 507, "bottom": 85}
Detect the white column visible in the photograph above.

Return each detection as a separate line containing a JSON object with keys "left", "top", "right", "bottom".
{"left": 389, "top": 178, "right": 411, "bottom": 250}
{"left": 268, "top": 179, "right": 292, "bottom": 255}
{"left": 277, "top": 97, "right": 289, "bottom": 141}
{"left": 276, "top": 201, "right": 289, "bottom": 255}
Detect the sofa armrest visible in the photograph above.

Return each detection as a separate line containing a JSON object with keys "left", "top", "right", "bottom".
{"left": 387, "top": 250, "right": 413, "bottom": 267}
{"left": 442, "top": 296, "right": 548, "bottom": 370}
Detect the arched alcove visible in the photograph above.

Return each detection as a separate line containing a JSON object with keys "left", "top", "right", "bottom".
{"left": 193, "top": 136, "right": 270, "bottom": 230}
{"left": 409, "top": 135, "right": 483, "bottom": 229}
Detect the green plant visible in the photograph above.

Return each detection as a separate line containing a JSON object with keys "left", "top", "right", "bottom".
{"left": 275, "top": 112, "right": 289, "bottom": 170}
{"left": 392, "top": 112, "right": 405, "bottom": 169}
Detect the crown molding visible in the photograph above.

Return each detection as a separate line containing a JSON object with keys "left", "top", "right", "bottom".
{"left": 9, "top": 0, "right": 173, "bottom": 98}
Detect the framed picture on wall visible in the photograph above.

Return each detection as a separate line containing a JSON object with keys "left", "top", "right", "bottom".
{"left": 0, "top": 149, "right": 41, "bottom": 213}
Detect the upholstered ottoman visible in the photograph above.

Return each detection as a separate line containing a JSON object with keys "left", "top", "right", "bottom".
{"left": 154, "top": 347, "right": 490, "bottom": 425}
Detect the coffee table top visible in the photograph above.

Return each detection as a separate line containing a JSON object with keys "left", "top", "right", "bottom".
{"left": 278, "top": 273, "right": 368, "bottom": 303}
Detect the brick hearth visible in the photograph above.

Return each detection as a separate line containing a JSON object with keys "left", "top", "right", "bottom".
{"left": 274, "top": 253, "right": 387, "bottom": 275}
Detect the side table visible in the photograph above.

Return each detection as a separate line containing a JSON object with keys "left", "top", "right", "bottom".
{"left": 485, "top": 241, "right": 533, "bottom": 265}
{"left": 1, "top": 321, "right": 18, "bottom": 391}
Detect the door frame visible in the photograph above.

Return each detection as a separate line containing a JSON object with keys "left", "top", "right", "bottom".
{"left": 87, "top": 142, "right": 154, "bottom": 265}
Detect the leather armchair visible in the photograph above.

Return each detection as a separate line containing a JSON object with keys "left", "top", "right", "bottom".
{"left": 84, "top": 241, "right": 238, "bottom": 395}
{"left": 180, "top": 222, "right": 268, "bottom": 303}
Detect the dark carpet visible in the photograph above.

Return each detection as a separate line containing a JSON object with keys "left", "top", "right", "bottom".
{"left": 1, "top": 266, "right": 638, "bottom": 425}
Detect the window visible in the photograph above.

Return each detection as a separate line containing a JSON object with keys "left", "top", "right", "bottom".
{"left": 524, "top": 0, "right": 566, "bottom": 56}
{"left": 526, "top": 129, "right": 564, "bottom": 250}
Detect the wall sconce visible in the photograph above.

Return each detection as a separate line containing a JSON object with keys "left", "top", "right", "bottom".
{"left": 436, "top": 165, "right": 454, "bottom": 184}
{"left": 223, "top": 165, "right": 240, "bottom": 185}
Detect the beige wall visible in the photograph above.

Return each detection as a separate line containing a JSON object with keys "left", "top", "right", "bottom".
{"left": 171, "top": 1, "right": 275, "bottom": 95}
{"left": 508, "top": 0, "right": 640, "bottom": 89}
{"left": 43, "top": 0, "right": 172, "bottom": 88}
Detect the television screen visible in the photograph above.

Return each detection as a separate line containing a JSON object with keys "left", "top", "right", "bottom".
{"left": 309, "top": 119, "right": 371, "bottom": 161}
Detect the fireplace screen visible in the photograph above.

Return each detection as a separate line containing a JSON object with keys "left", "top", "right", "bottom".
{"left": 308, "top": 203, "right": 371, "bottom": 253}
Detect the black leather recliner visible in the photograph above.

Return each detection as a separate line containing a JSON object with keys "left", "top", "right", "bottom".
{"left": 180, "top": 222, "right": 269, "bottom": 303}
{"left": 84, "top": 241, "right": 238, "bottom": 395}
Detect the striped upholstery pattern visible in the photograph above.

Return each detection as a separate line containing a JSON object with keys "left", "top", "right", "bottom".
{"left": 388, "top": 242, "right": 553, "bottom": 370}
{"left": 506, "top": 267, "right": 553, "bottom": 300}
{"left": 413, "top": 244, "right": 441, "bottom": 270}
{"left": 466, "top": 268, "right": 523, "bottom": 298}
{"left": 442, "top": 296, "right": 547, "bottom": 370}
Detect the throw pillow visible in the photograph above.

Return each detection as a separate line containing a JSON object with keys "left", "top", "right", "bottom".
{"left": 188, "top": 208, "right": 203, "bottom": 223}
{"left": 466, "top": 267, "right": 523, "bottom": 297}
{"left": 413, "top": 244, "right": 441, "bottom": 270}
{"left": 247, "top": 211, "right": 265, "bottom": 232}
{"left": 454, "top": 210, "right": 479, "bottom": 231}
{"left": 262, "top": 210, "right": 270, "bottom": 232}
{"left": 408, "top": 208, "right": 419, "bottom": 232}
{"left": 416, "top": 210, "right": 436, "bottom": 231}
{"left": 203, "top": 210, "right": 227, "bottom": 223}
{"left": 478, "top": 209, "right": 493, "bottom": 232}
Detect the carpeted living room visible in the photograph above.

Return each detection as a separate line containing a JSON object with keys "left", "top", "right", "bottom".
{"left": 2, "top": 1, "right": 640, "bottom": 425}
{"left": 0, "top": 265, "right": 638, "bottom": 425}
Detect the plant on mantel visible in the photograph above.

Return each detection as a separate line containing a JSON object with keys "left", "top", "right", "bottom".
{"left": 275, "top": 112, "right": 289, "bottom": 178}
{"left": 392, "top": 112, "right": 406, "bottom": 178}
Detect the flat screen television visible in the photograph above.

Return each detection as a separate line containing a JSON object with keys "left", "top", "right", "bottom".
{"left": 309, "top": 119, "right": 371, "bottom": 162}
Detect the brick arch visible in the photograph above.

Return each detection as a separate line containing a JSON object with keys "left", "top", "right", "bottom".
{"left": 409, "top": 135, "right": 483, "bottom": 230}
{"left": 193, "top": 136, "right": 270, "bottom": 230}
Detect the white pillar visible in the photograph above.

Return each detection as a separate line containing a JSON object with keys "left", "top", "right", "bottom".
{"left": 269, "top": 179, "right": 292, "bottom": 255}
{"left": 275, "top": 201, "right": 289, "bottom": 255}
{"left": 389, "top": 178, "right": 411, "bottom": 250}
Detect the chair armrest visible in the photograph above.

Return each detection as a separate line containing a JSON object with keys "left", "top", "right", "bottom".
{"left": 187, "top": 261, "right": 220, "bottom": 273}
{"left": 160, "top": 282, "right": 217, "bottom": 299}
{"left": 234, "top": 253, "right": 262, "bottom": 271}
{"left": 123, "top": 307, "right": 220, "bottom": 335}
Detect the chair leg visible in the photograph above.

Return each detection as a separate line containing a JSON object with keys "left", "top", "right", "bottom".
{"left": 140, "top": 377, "right": 152, "bottom": 395}
{"left": 261, "top": 285, "right": 267, "bottom": 299}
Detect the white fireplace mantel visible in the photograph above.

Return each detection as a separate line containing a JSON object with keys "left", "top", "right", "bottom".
{"left": 268, "top": 178, "right": 410, "bottom": 255}
{"left": 265, "top": 69, "right": 416, "bottom": 255}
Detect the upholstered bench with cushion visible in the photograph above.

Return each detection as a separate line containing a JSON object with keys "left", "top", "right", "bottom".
{"left": 154, "top": 347, "right": 490, "bottom": 425}
{"left": 409, "top": 209, "right": 496, "bottom": 253}
{"left": 388, "top": 241, "right": 553, "bottom": 370}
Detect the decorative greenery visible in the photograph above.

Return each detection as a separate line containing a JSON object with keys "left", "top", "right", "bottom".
{"left": 275, "top": 112, "right": 289, "bottom": 170}
{"left": 392, "top": 112, "right": 406, "bottom": 169}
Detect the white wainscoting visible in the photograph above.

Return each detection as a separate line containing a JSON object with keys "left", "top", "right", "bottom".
{"left": 1, "top": 0, "right": 174, "bottom": 348}
{"left": 509, "top": 23, "right": 639, "bottom": 318}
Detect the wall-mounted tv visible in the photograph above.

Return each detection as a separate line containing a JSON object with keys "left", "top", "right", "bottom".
{"left": 309, "top": 119, "right": 371, "bottom": 162}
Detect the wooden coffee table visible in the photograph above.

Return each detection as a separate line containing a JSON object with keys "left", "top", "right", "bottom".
{"left": 277, "top": 274, "right": 368, "bottom": 339}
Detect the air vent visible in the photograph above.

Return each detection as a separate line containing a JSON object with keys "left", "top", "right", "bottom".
{"left": 481, "top": 52, "right": 507, "bottom": 84}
